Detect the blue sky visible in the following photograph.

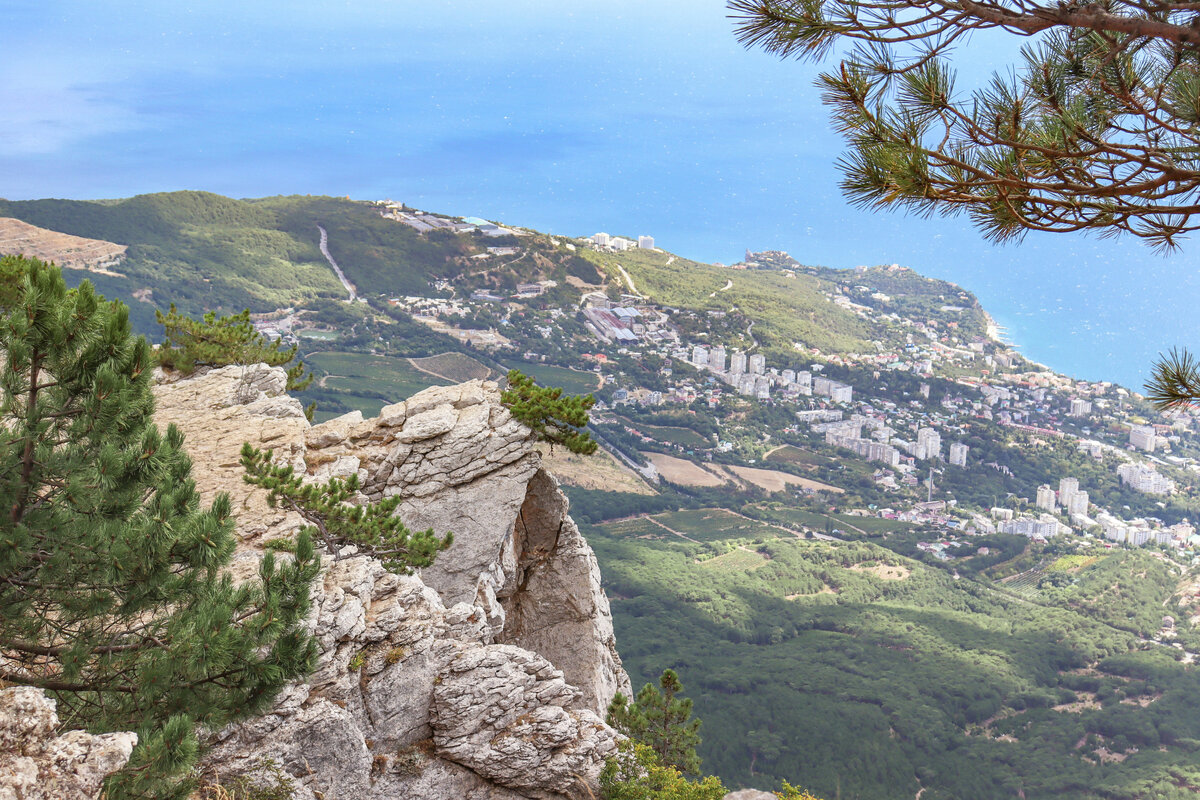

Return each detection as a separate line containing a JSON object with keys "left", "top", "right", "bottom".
{"left": 2, "top": 0, "right": 1194, "bottom": 388}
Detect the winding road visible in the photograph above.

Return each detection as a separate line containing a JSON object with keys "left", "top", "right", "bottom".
{"left": 317, "top": 225, "right": 357, "bottom": 302}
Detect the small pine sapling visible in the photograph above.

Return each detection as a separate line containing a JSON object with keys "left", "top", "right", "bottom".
{"left": 241, "top": 444, "right": 452, "bottom": 573}
{"left": 500, "top": 369, "right": 597, "bottom": 455}
{"left": 607, "top": 669, "right": 702, "bottom": 776}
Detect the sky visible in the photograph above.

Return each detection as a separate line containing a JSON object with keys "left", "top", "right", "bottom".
{"left": 3, "top": 0, "right": 1196, "bottom": 389}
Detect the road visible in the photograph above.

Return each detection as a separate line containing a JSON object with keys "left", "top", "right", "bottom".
{"left": 613, "top": 263, "right": 641, "bottom": 297}
{"left": 317, "top": 225, "right": 357, "bottom": 302}
{"left": 708, "top": 279, "right": 733, "bottom": 298}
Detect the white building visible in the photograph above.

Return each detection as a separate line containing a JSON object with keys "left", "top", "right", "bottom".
{"left": 1117, "top": 462, "right": 1174, "bottom": 494}
{"left": 1036, "top": 484, "right": 1057, "bottom": 513}
{"left": 729, "top": 351, "right": 747, "bottom": 375}
{"left": 691, "top": 345, "right": 709, "bottom": 368}
{"left": 611, "top": 237, "right": 634, "bottom": 251}
{"left": 638, "top": 235, "right": 655, "bottom": 249}
{"left": 1129, "top": 424, "right": 1157, "bottom": 452}
{"left": 813, "top": 376, "right": 853, "bottom": 404}
{"left": 1058, "top": 477, "right": 1079, "bottom": 506}
{"left": 1000, "top": 518, "right": 1060, "bottom": 538}
{"left": 948, "top": 442, "right": 969, "bottom": 467}
{"left": 1065, "top": 490, "right": 1089, "bottom": 515}
{"left": 1070, "top": 398, "right": 1093, "bottom": 417}
{"left": 709, "top": 345, "right": 727, "bottom": 373}
{"left": 917, "top": 427, "right": 941, "bottom": 460}
{"left": 748, "top": 354, "right": 766, "bottom": 375}
{"left": 592, "top": 232, "right": 611, "bottom": 247}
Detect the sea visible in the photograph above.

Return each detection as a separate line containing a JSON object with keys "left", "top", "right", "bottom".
{"left": 3, "top": 0, "right": 1195, "bottom": 391}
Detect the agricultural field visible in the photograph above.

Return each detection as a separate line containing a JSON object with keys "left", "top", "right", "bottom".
{"left": 644, "top": 452, "right": 727, "bottom": 487}
{"left": 537, "top": 444, "right": 655, "bottom": 495}
{"left": 408, "top": 351, "right": 494, "bottom": 382}
{"left": 303, "top": 350, "right": 448, "bottom": 419}
{"left": 724, "top": 464, "right": 842, "bottom": 494}
{"left": 595, "top": 516, "right": 673, "bottom": 541}
{"left": 651, "top": 508, "right": 786, "bottom": 543}
{"left": 698, "top": 547, "right": 770, "bottom": 572}
{"left": 633, "top": 422, "right": 710, "bottom": 449}
{"left": 765, "top": 445, "right": 837, "bottom": 470}
{"left": 502, "top": 360, "right": 600, "bottom": 394}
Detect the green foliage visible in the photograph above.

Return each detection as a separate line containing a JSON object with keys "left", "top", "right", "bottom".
{"left": 600, "top": 741, "right": 727, "bottom": 800}
{"left": 157, "top": 304, "right": 313, "bottom": 392}
{"left": 240, "top": 444, "right": 452, "bottom": 574}
{"left": 608, "top": 669, "right": 703, "bottom": 776}
{"left": 0, "top": 254, "right": 34, "bottom": 312}
{"left": 501, "top": 369, "right": 597, "bottom": 454}
{"left": 0, "top": 261, "right": 320, "bottom": 800}
{"left": 588, "top": 515, "right": 1200, "bottom": 799}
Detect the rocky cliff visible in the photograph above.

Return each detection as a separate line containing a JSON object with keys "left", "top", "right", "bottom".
{"left": 151, "top": 365, "right": 632, "bottom": 800}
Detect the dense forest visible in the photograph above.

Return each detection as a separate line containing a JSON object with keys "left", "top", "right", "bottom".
{"left": 580, "top": 501, "right": 1200, "bottom": 800}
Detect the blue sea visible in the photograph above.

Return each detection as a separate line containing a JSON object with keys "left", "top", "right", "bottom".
{"left": 3, "top": 0, "right": 1194, "bottom": 390}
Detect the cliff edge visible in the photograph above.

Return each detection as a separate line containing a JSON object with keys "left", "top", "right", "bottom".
{"left": 151, "top": 365, "right": 631, "bottom": 800}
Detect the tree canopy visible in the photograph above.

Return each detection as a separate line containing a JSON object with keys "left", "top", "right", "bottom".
{"left": 731, "top": 0, "right": 1200, "bottom": 250}
{"left": 0, "top": 261, "right": 320, "bottom": 800}
{"left": 608, "top": 669, "right": 703, "bottom": 776}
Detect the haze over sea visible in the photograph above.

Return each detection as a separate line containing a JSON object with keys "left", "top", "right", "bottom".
{"left": 3, "top": 0, "right": 1194, "bottom": 390}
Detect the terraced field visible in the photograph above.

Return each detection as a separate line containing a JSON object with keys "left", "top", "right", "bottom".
{"left": 409, "top": 352, "right": 494, "bottom": 382}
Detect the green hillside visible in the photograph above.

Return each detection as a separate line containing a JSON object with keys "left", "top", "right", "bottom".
{"left": 584, "top": 510, "right": 1200, "bottom": 800}
{"left": 0, "top": 192, "right": 469, "bottom": 320}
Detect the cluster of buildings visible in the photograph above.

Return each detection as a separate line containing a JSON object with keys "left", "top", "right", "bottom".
{"left": 587, "top": 232, "right": 655, "bottom": 252}
{"left": 377, "top": 202, "right": 518, "bottom": 238}
{"left": 1117, "top": 462, "right": 1175, "bottom": 495}
{"left": 680, "top": 343, "right": 854, "bottom": 403}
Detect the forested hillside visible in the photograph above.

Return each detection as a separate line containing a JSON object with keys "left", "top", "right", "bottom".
{"left": 582, "top": 508, "right": 1200, "bottom": 800}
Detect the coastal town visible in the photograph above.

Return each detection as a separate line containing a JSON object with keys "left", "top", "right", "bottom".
{"left": 354, "top": 207, "right": 1200, "bottom": 574}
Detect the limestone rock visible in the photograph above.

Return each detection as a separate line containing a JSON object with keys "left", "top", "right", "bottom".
{"left": 156, "top": 369, "right": 631, "bottom": 800}
{"left": 432, "top": 645, "right": 618, "bottom": 798}
{"left": 0, "top": 687, "right": 136, "bottom": 800}
{"left": 724, "top": 791, "right": 778, "bottom": 800}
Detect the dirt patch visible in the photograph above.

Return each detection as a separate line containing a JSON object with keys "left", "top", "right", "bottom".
{"left": 645, "top": 452, "right": 728, "bottom": 487}
{"left": 0, "top": 217, "right": 127, "bottom": 275}
{"left": 849, "top": 563, "right": 911, "bottom": 580}
{"left": 724, "top": 464, "right": 843, "bottom": 494}
{"left": 539, "top": 444, "right": 656, "bottom": 495}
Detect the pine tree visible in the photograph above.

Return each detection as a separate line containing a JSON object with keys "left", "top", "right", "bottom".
{"left": 156, "top": 304, "right": 314, "bottom": 392}
{"left": 0, "top": 261, "right": 321, "bottom": 800}
{"left": 501, "top": 368, "right": 597, "bottom": 455}
{"left": 599, "top": 741, "right": 727, "bottom": 800}
{"left": 607, "top": 669, "right": 703, "bottom": 775}
{"left": 241, "top": 444, "right": 452, "bottom": 573}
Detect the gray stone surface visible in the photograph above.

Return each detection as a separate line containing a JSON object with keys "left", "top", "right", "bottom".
{"left": 724, "top": 791, "right": 779, "bottom": 800}
{"left": 160, "top": 370, "right": 632, "bottom": 800}
{"left": 0, "top": 687, "right": 136, "bottom": 800}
